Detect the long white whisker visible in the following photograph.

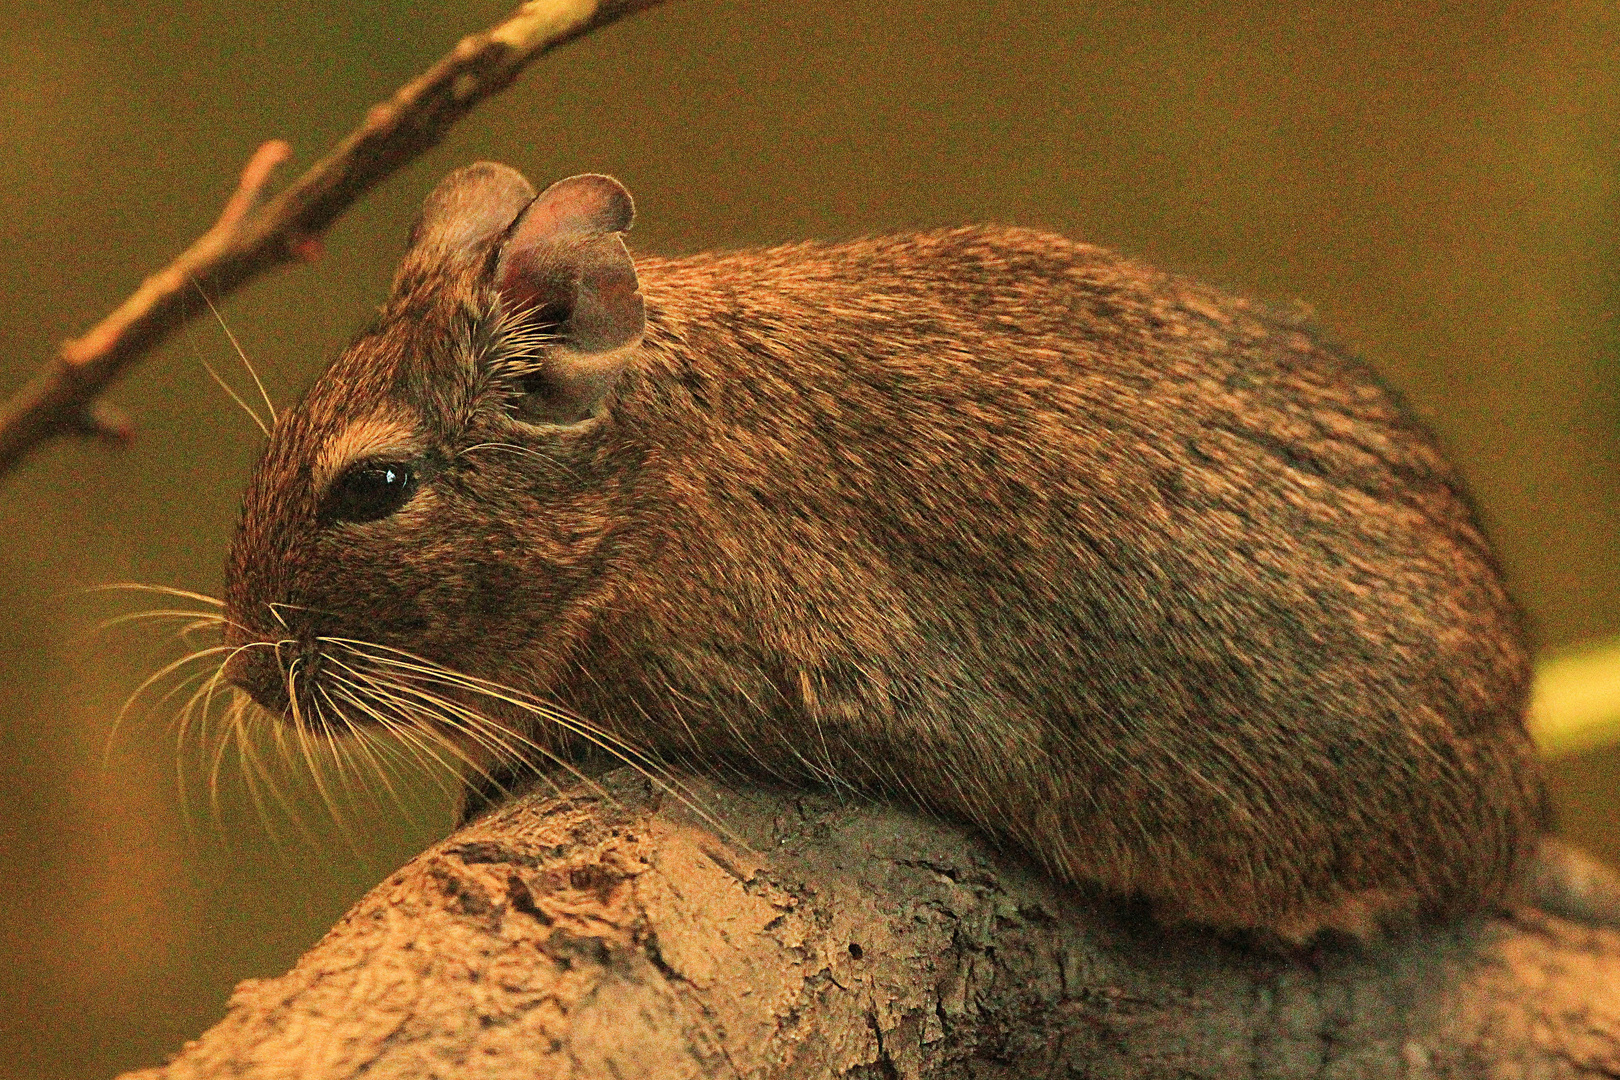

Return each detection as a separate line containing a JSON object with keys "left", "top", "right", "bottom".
{"left": 83, "top": 583, "right": 226, "bottom": 606}
{"left": 328, "top": 684, "right": 464, "bottom": 805}
{"left": 326, "top": 659, "right": 560, "bottom": 773}
{"left": 267, "top": 603, "right": 298, "bottom": 632}
{"left": 325, "top": 667, "right": 580, "bottom": 819}
{"left": 209, "top": 694, "right": 253, "bottom": 822}
{"left": 332, "top": 679, "right": 508, "bottom": 816}
{"left": 311, "top": 688, "right": 367, "bottom": 851}
{"left": 284, "top": 659, "right": 341, "bottom": 828}
{"left": 321, "top": 639, "right": 725, "bottom": 837}
{"left": 326, "top": 639, "right": 628, "bottom": 746}
{"left": 236, "top": 705, "right": 311, "bottom": 850}
{"left": 191, "top": 279, "right": 276, "bottom": 431}
{"left": 323, "top": 686, "right": 420, "bottom": 818}
{"left": 119, "top": 644, "right": 237, "bottom": 715}
{"left": 110, "top": 643, "right": 244, "bottom": 767}
{"left": 326, "top": 671, "right": 513, "bottom": 787}
{"left": 371, "top": 722, "right": 463, "bottom": 807}
{"left": 185, "top": 327, "right": 270, "bottom": 436}
{"left": 95, "top": 608, "right": 229, "bottom": 634}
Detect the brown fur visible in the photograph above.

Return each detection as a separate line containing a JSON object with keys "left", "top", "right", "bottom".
{"left": 224, "top": 166, "right": 1548, "bottom": 935}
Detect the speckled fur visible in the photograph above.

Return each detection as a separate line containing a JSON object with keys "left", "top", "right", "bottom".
{"left": 226, "top": 178, "right": 1547, "bottom": 936}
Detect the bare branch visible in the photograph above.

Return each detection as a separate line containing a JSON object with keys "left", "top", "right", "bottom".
{"left": 0, "top": 0, "right": 668, "bottom": 480}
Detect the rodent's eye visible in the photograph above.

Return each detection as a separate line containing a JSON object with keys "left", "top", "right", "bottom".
{"left": 320, "top": 462, "right": 417, "bottom": 525}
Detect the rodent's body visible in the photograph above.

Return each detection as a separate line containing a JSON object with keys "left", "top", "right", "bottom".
{"left": 224, "top": 165, "right": 1548, "bottom": 938}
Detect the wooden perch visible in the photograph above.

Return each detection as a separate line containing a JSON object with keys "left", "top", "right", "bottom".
{"left": 120, "top": 769, "right": 1620, "bottom": 1078}
{"left": 0, "top": 0, "right": 667, "bottom": 480}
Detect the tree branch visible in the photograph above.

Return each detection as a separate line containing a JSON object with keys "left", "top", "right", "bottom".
{"left": 0, "top": 0, "right": 668, "bottom": 480}
{"left": 119, "top": 770, "right": 1620, "bottom": 1078}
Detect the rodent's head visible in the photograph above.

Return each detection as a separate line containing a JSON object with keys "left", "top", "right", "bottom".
{"left": 222, "top": 163, "right": 645, "bottom": 733}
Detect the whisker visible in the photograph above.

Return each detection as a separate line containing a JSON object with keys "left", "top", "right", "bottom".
{"left": 310, "top": 690, "right": 367, "bottom": 852}
{"left": 113, "top": 643, "right": 241, "bottom": 759}
{"left": 208, "top": 693, "right": 250, "bottom": 820}
{"left": 330, "top": 679, "right": 516, "bottom": 820}
{"left": 326, "top": 670, "right": 513, "bottom": 787}
{"left": 322, "top": 686, "right": 423, "bottom": 818}
{"left": 183, "top": 315, "right": 270, "bottom": 437}
{"left": 374, "top": 675, "right": 550, "bottom": 768}
{"left": 368, "top": 721, "right": 464, "bottom": 808}
{"left": 327, "top": 658, "right": 565, "bottom": 773}
{"left": 123, "top": 600, "right": 721, "bottom": 846}
{"left": 188, "top": 279, "right": 274, "bottom": 434}
{"left": 284, "top": 659, "right": 339, "bottom": 824}
{"left": 213, "top": 695, "right": 261, "bottom": 845}
{"left": 236, "top": 704, "right": 319, "bottom": 850}
{"left": 374, "top": 657, "right": 664, "bottom": 772}
{"left": 185, "top": 682, "right": 249, "bottom": 847}
{"left": 150, "top": 668, "right": 217, "bottom": 734}
{"left": 267, "top": 602, "right": 303, "bottom": 632}
{"left": 95, "top": 608, "right": 230, "bottom": 635}
{"left": 106, "top": 664, "right": 214, "bottom": 778}
{"left": 193, "top": 280, "right": 278, "bottom": 426}
{"left": 327, "top": 666, "right": 567, "bottom": 815}
{"left": 320, "top": 638, "right": 726, "bottom": 836}
{"left": 178, "top": 657, "right": 245, "bottom": 797}
{"left": 328, "top": 683, "right": 465, "bottom": 804}
{"left": 83, "top": 583, "right": 226, "bottom": 607}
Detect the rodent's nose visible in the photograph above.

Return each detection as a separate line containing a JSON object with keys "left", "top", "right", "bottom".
{"left": 224, "top": 643, "right": 291, "bottom": 717}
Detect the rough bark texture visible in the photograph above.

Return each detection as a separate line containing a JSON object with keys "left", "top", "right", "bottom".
{"left": 121, "top": 769, "right": 1620, "bottom": 1079}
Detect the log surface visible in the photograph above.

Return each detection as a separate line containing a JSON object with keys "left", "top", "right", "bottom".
{"left": 121, "top": 769, "right": 1620, "bottom": 1078}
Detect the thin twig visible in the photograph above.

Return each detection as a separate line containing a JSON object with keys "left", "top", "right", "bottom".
{"left": 0, "top": 0, "right": 668, "bottom": 480}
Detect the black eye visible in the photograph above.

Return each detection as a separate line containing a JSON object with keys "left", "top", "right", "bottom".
{"left": 320, "top": 462, "right": 417, "bottom": 525}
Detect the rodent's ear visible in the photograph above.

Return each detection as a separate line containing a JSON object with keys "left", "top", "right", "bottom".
{"left": 494, "top": 174, "right": 645, "bottom": 423}
{"left": 408, "top": 162, "right": 538, "bottom": 256}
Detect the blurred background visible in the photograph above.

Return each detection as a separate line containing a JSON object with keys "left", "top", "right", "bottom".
{"left": 1, "top": 0, "right": 1617, "bottom": 1075}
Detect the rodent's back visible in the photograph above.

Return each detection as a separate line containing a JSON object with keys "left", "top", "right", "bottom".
{"left": 572, "top": 227, "right": 1543, "bottom": 934}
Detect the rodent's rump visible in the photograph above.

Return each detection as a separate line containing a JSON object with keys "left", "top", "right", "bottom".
{"left": 222, "top": 163, "right": 1548, "bottom": 938}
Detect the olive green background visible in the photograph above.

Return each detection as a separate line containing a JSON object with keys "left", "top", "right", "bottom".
{"left": 1, "top": 1, "right": 1617, "bottom": 1076}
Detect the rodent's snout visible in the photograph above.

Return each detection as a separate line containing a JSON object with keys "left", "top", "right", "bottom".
{"left": 224, "top": 641, "right": 292, "bottom": 718}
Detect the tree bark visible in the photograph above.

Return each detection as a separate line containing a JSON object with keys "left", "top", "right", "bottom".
{"left": 120, "top": 768, "right": 1620, "bottom": 1079}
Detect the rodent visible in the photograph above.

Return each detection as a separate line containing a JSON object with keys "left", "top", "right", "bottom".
{"left": 220, "top": 161, "right": 1577, "bottom": 941}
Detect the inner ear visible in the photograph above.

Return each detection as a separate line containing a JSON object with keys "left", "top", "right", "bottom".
{"left": 493, "top": 174, "right": 645, "bottom": 423}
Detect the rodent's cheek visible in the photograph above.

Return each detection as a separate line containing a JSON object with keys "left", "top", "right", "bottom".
{"left": 296, "top": 488, "right": 448, "bottom": 616}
